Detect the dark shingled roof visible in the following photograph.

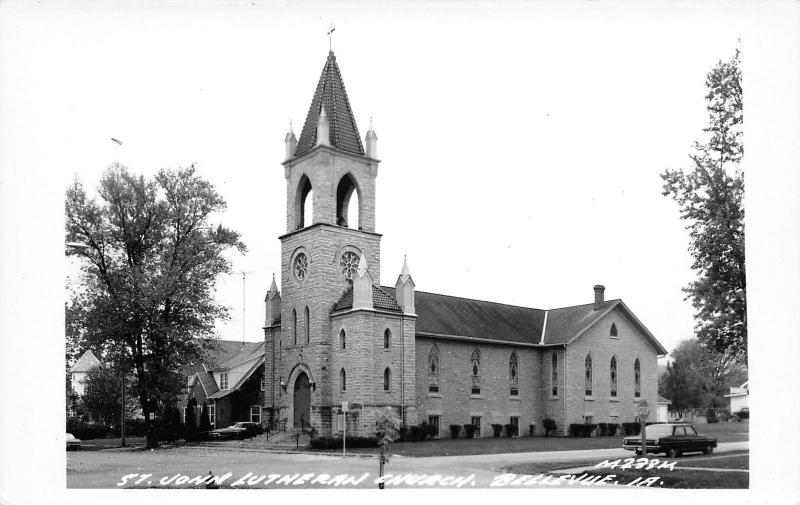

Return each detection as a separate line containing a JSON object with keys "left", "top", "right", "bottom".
{"left": 180, "top": 339, "right": 262, "bottom": 378}
{"left": 541, "top": 301, "right": 619, "bottom": 344}
{"left": 294, "top": 51, "right": 364, "bottom": 158}
{"left": 332, "top": 285, "right": 403, "bottom": 313}
{"left": 383, "top": 287, "right": 546, "bottom": 344}
{"left": 332, "top": 285, "right": 666, "bottom": 354}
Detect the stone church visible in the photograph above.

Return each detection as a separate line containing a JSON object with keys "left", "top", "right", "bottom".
{"left": 261, "top": 50, "right": 667, "bottom": 438}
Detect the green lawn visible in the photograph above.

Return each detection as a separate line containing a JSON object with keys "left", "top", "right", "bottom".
{"left": 504, "top": 450, "right": 749, "bottom": 489}
{"left": 314, "top": 422, "right": 747, "bottom": 458}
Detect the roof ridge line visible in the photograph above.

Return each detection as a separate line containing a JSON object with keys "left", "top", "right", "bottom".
{"left": 381, "top": 285, "right": 545, "bottom": 311}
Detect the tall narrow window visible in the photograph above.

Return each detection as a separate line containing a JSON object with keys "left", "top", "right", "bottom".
{"left": 610, "top": 323, "right": 618, "bottom": 338}
{"left": 383, "top": 367, "right": 391, "bottom": 391}
{"left": 610, "top": 356, "right": 618, "bottom": 397}
{"left": 585, "top": 354, "right": 593, "bottom": 397}
{"left": 509, "top": 352, "right": 519, "bottom": 396}
{"left": 340, "top": 368, "right": 346, "bottom": 392}
{"left": 471, "top": 349, "right": 481, "bottom": 394}
{"left": 304, "top": 306, "right": 310, "bottom": 344}
{"left": 634, "top": 359, "right": 641, "bottom": 398}
{"left": 219, "top": 373, "right": 228, "bottom": 390}
{"left": 340, "top": 329, "right": 346, "bottom": 349}
{"left": 292, "top": 309, "right": 297, "bottom": 346}
{"left": 383, "top": 328, "right": 391, "bottom": 349}
{"left": 428, "top": 344, "right": 440, "bottom": 392}
{"left": 551, "top": 353, "right": 558, "bottom": 396}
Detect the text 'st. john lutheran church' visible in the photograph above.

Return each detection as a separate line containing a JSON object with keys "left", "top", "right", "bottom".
{"left": 261, "top": 50, "right": 667, "bottom": 437}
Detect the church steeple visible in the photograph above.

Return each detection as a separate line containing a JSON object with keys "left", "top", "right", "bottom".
{"left": 293, "top": 51, "right": 365, "bottom": 158}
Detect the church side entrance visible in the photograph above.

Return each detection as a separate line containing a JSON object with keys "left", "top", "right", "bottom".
{"left": 293, "top": 372, "right": 311, "bottom": 429}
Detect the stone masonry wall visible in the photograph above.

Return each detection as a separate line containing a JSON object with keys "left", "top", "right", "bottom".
{"left": 414, "top": 337, "right": 545, "bottom": 438}
{"left": 564, "top": 306, "right": 660, "bottom": 431}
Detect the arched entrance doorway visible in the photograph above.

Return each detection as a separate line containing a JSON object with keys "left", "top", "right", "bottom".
{"left": 293, "top": 372, "right": 311, "bottom": 429}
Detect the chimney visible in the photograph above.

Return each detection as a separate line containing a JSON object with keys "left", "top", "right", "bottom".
{"left": 593, "top": 285, "right": 605, "bottom": 311}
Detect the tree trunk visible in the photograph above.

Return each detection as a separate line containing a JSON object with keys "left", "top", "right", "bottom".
{"left": 133, "top": 350, "right": 156, "bottom": 448}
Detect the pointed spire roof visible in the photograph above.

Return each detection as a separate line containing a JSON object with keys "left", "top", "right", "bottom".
{"left": 294, "top": 51, "right": 365, "bottom": 158}
{"left": 265, "top": 274, "right": 279, "bottom": 300}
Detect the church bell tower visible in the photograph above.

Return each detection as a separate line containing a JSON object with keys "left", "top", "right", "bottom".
{"left": 270, "top": 50, "right": 383, "bottom": 432}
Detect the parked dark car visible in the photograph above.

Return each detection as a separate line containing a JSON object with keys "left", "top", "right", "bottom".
{"left": 732, "top": 407, "right": 749, "bottom": 421}
{"left": 622, "top": 423, "right": 716, "bottom": 458}
{"left": 66, "top": 433, "right": 82, "bottom": 451}
{"left": 210, "top": 422, "right": 263, "bottom": 440}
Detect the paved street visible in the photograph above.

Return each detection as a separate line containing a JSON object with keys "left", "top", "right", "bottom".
{"left": 67, "top": 441, "right": 748, "bottom": 489}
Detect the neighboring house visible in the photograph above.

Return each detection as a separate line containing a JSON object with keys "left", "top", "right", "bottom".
{"left": 178, "top": 340, "right": 266, "bottom": 430}
{"left": 69, "top": 350, "right": 102, "bottom": 397}
{"left": 258, "top": 49, "right": 668, "bottom": 438}
{"left": 657, "top": 395, "right": 672, "bottom": 422}
{"left": 725, "top": 380, "right": 749, "bottom": 413}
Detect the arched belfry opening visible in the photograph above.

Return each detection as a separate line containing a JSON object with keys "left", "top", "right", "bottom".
{"left": 335, "top": 173, "right": 360, "bottom": 229}
{"left": 296, "top": 174, "right": 313, "bottom": 229}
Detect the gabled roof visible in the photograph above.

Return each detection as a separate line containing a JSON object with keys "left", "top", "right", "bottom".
{"left": 207, "top": 355, "right": 265, "bottom": 400}
{"left": 212, "top": 341, "right": 266, "bottom": 371}
{"left": 332, "top": 285, "right": 403, "bottom": 313}
{"left": 192, "top": 371, "right": 220, "bottom": 398}
{"left": 377, "top": 287, "right": 667, "bottom": 355}
{"left": 383, "top": 287, "right": 545, "bottom": 345}
{"left": 180, "top": 339, "right": 262, "bottom": 378}
{"left": 70, "top": 350, "right": 102, "bottom": 372}
{"left": 294, "top": 51, "right": 365, "bottom": 158}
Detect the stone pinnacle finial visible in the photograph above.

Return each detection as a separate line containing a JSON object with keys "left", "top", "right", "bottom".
{"left": 357, "top": 255, "right": 369, "bottom": 277}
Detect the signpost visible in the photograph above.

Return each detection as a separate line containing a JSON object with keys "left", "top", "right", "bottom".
{"left": 342, "top": 401, "right": 348, "bottom": 457}
{"left": 638, "top": 400, "right": 650, "bottom": 457}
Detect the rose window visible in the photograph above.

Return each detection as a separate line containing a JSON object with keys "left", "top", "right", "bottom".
{"left": 294, "top": 253, "right": 308, "bottom": 280}
{"left": 340, "top": 252, "right": 360, "bottom": 281}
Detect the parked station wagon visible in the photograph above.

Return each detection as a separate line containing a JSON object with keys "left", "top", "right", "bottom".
{"left": 622, "top": 423, "right": 717, "bottom": 458}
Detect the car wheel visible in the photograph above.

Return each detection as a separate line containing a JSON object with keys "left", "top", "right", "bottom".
{"left": 666, "top": 447, "right": 678, "bottom": 458}
{"left": 703, "top": 446, "right": 713, "bottom": 455}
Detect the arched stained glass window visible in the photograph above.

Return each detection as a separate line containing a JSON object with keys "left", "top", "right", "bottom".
{"left": 340, "top": 368, "right": 346, "bottom": 392}
{"left": 509, "top": 352, "right": 519, "bottom": 396}
{"left": 383, "top": 328, "right": 391, "bottom": 349}
{"left": 340, "top": 329, "right": 346, "bottom": 349}
{"left": 585, "top": 354, "right": 593, "bottom": 397}
{"left": 304, "top": 306, "right": 310, "bottom": 344}
{"left": 551, "top": 353, "right": 558, "bottom": 396}
{"left": 610, "top": 356, "right": 618, "bottom": 397}
{"left": 471, "top": 349, "right": 481, "bottom": 395}
{"left": 634, "top": 359, "right": 641, "bottom": 398}
{"left": 383, "top": 367, "right": 391, "bottom": 391}
{"left": 610, "top": 323, "right": 618, "bottom": 338}
{"left": 428, "top": 345, "right": 440, "bottom": 392}
{"left": 292, "top": 309, "right": 297, "bottom": 346}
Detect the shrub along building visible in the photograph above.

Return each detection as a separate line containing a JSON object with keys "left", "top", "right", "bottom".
{"left": 260, "top": 50, "right": 668, "bottom": 438}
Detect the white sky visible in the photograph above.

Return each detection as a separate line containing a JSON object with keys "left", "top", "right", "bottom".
{"left": 0, "top": 1, "right": 767, "bottom": 358}
{"left": 2, "top": 1, "right": 800, "bottom": 503}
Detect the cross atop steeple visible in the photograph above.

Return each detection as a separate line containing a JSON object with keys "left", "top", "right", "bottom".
{"left": 327, "top": 24, "right": 336, "bottom": 52}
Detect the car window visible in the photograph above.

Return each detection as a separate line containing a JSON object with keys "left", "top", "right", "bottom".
{"left": 673, "top": 426, "right": 685, "bottom": 435}
{"left": 645, "top": 425, "right": 674, "bottom": 437}
{"left": 685, "top": 426, "right": 697, "bottom": 435}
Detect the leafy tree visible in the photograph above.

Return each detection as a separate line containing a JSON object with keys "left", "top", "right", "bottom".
{"left": 659, "top": 338, "right": 746, "bottom": 413}
{"left": 65, "top": 164, "right": 245, "bottom": 447}
{"left": 661, "top": 49, "right": 745, "bottom": 363}
{"left": 81, "top": 364, "right": 139, "bottom": 426}
{"left": 374, "top": 407, "right": 401, "bottom": 489}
